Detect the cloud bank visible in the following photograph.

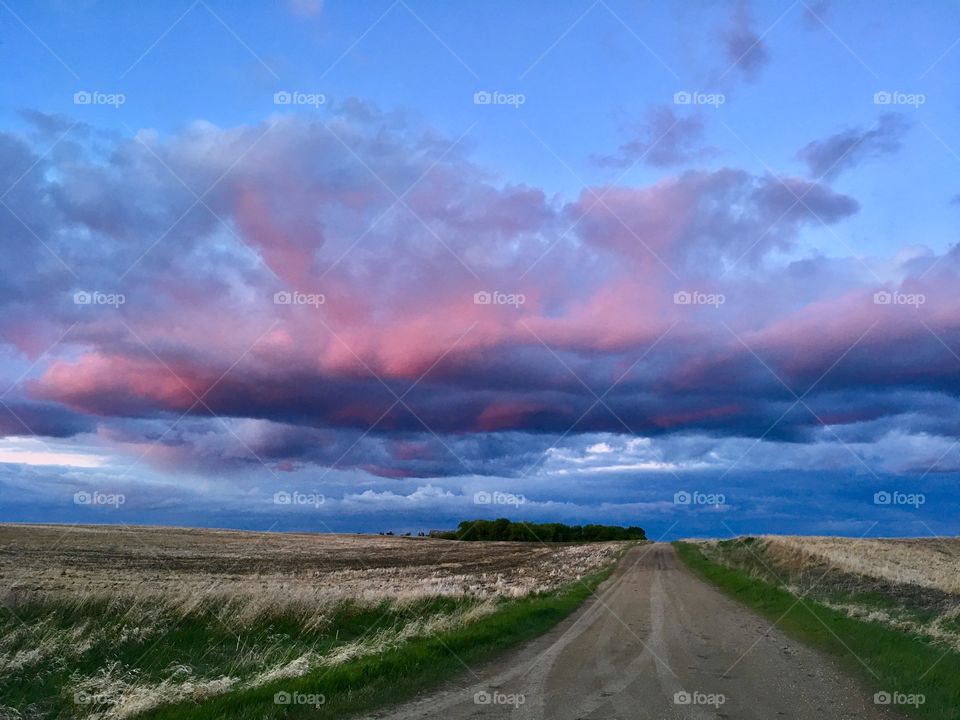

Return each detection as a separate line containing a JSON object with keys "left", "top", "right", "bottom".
{"left": 0, "top": 101, "right": 957, "bottom": 535}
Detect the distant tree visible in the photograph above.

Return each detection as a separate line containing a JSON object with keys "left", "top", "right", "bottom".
{"left": 443, "top": 519, "right": 645, "bottom": 542}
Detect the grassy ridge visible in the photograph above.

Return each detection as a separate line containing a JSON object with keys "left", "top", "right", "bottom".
{"left": 674, "top": 541, "right": 960, "bottom": 720}
{"left": 138, "top": 563, "right": 616, "bottom": 720}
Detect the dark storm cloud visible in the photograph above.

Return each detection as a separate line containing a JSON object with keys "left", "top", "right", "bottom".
{"left": 0, "top": 103, "right": 956, "bottom": 486}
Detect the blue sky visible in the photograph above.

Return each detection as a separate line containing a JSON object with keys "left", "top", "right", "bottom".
{"left": 1, "top": 0, "right": 959, "bottom": 539}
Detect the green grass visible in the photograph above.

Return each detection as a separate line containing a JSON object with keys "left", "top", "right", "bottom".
{"left": 674, "top": 541, "right": 960, "bottom": 719}
{"left": 2, "top": 597, "right": 430, "bottom": 719}
{"left": 2, "top": 562, "right": 617, "bottom": 720}
{"left": 140, "top": 565, "right": 614, "bottom": 720}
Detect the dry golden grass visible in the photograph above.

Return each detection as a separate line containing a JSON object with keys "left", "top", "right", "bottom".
{"left": 761, "top": 535, "right": 960, "bottom": 595}
{"left": 1, "top": 524, "right": 623, "bottom": 621}
{"left": 695, "top": 535, "right": 960, "bottom": 655}
{"left": 56, "top": 601, "right": 503, "bottom": 720}
{"left": 0, "top": 524, "right": 628, "bottom": 720}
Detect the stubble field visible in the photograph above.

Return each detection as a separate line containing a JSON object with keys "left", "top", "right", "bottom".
{"left": 0, "top": 524, "right": 625, "bottom": 720}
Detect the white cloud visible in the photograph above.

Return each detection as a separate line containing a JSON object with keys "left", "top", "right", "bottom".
{"left": 342, "top": 484, "right": 458, "bottom": 506}
{"left": 0, "top": 437, "right": 108, "bottom": 468}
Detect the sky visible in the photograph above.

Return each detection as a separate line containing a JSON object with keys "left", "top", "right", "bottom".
{"left": 1, "top": 0, "right": 959, "bottom": 540}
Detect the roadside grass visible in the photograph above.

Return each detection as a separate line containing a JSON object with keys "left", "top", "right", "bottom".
{"left": 1, "top": 556, "right": 621, "bottom": 720}
{"left": 139, "top": 563, "right": 615, "bottom": 720}
{"left": 694, "top": 537, "right": 960, "bottom": 649}
{"left": 3, "top": 597, "right": 446, "bottom": 719}
{"left": 675, "top": 541, "right": 960, "bottom": 720}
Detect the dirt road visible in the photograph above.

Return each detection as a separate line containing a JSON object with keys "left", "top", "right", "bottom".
{"left": 371, "top": 543, "right": 903, "bottom": 720}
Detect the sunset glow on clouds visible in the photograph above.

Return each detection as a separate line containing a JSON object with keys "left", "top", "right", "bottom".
{"left": 1, "top": 0, "right": 959, "bottom": 536}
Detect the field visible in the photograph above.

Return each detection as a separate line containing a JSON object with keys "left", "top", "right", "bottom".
{"left": 692, "top": 536, "right": 960, "bottom": 651}
{"left": 0, "top": 524, "right": 625, "bottom": 720}
{"left": 763, "top": 536, "right": 960, "bottom": 595}
{"left": 677, "top": 536, "right": 960, "bottom": 718}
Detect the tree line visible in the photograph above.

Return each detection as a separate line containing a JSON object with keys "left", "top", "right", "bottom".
{"left": 430, "top": 519, "right": 646, "bottom": 542}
